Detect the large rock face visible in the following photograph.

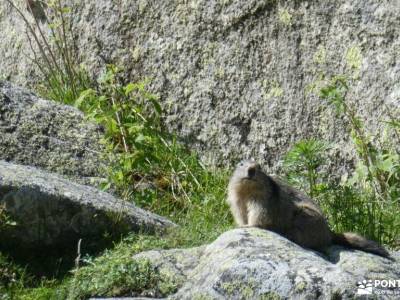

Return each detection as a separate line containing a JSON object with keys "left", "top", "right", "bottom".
{"left": 1, "top": 0, "right": 399, "bottom": 173}
{"left": 0, "top": 161, "right": 175, "bottom": 251}
{"left": 0, "top": 81, "right": 106, "bottom": 186}
{"left": 134, "top": 228, "right": 400, "bottom": 299}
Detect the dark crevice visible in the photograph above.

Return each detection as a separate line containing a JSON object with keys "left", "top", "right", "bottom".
{"left": 227, "top": 116, "right": 252, "bottom": 145}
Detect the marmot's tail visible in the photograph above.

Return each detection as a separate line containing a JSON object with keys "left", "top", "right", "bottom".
{"left": 332, "top": 232, "right": 390, "bottom": 258}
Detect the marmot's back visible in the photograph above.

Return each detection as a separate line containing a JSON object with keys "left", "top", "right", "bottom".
{"left": 269, "top": 176, "right": 326, "bottom": 218}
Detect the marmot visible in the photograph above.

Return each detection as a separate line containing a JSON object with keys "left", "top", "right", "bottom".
{"left": 227, "top": 160, "right": 390, "bottom": 258}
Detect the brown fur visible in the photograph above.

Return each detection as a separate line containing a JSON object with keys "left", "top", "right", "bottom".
{"left": 227, "top": 160, "right": 390, "bottom": 258}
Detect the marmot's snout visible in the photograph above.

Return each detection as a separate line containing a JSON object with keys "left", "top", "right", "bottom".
{"left": 247, "top": 165, "right": 256, "bottom": 178}
{"left": 239, "top": 160, "right": 260, "bottom": 179}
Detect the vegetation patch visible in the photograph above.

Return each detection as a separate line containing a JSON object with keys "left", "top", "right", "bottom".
{"left": 66, "top": 237, "right": 179, "bottom": 299}
{"left": 283, "top": 76, "right": 400, "bottom": 246}
{"left": 0, "top": 204, "right": 16, "bottom": 231}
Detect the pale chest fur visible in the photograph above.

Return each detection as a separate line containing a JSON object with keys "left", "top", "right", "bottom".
{"left": 227, "top": 181, "right": 275, "bottom": 227}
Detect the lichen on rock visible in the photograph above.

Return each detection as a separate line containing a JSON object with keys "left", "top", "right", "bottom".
{"left": 0, "top": 81, "right": 107, "bottom": 187}
{"left": 1, "top": 0, "right": 399, "bottom": 174}
{"left": 135, "top": 228, "right": 399, "bottom": 299}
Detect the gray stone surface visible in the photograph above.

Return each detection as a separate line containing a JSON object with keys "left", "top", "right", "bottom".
{"left": 89, "top": 298, "right": 164, "bottom": 300}
{"left": 0, "top": 161, "right": 176, "bottom": 250}
{"left": 134, "top": 228, "right": 399, "bottom": 299}
{"left": 0, "top": 80, "right": 107, "bottom": 186}
{"left": 1, "top": 0, "right": 400, "bottom": 174}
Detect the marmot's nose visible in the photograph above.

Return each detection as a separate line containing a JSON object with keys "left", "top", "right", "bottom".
{"left": 247, "top": 166, "right": 256, "bottom": 178}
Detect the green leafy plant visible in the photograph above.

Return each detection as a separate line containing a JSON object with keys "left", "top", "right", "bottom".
{"left": 75, "top": 65, "right": 163, "bottom": 193}
{"left": 320, "top": 76, "right": 393, "bottom": 200}
{"left": 283, "top": 139, "right": 329, "bottom": 197}
{"left": 75, "top": 66, "right": 230, "bottom": 225}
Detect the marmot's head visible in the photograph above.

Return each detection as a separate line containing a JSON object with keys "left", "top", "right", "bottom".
{"left": 228, "top": 160, "right": 270, "bottom": 199}
{"left": 231, "top": 160, "right": 262, "bottom": 180}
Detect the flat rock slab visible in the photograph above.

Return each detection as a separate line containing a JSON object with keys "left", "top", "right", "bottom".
{"left": 134, "top": 228, "right": 400, "bottom": 299}
{"left": 0, "top": 161, "right": 175, "bottom": 251}
{"left": 0, "top": 81, "right": 106, "bottom": 187}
